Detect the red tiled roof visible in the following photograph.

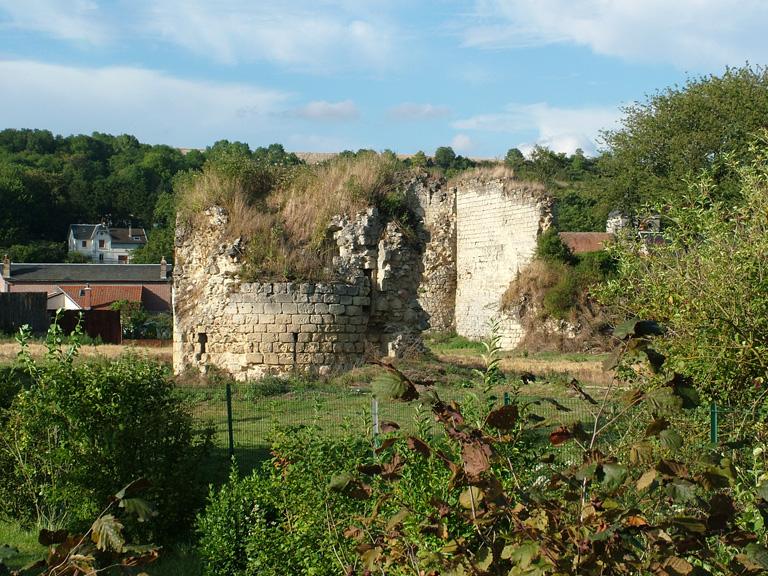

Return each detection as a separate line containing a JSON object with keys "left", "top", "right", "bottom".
{"left": 558, "top": 232, "right": 614, "bottom": 254}
{"left": 59, "top": 285, "right": 143, "bottom": 310}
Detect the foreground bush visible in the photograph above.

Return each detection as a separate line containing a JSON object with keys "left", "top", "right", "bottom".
{"left": 198, "top": 331, "right": 768, "bottom": 575}
{"left": 197, "top": 427, "right": 371, "bottom": 576}
{"left": 0, "top": 323, "right": 212, "bottom": 540}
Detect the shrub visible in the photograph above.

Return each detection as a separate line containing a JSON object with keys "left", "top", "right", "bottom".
{"left": 197, "top": 427, "right": 371, "bottom": 576}
{"left": 536, "top": 228, "right": 574, "bottom": 264}
{"left": 599, "top": 140, "right": 768, "bottom": 405}
{"left": 0, "top": 325, "right": 212, "bottom": 539}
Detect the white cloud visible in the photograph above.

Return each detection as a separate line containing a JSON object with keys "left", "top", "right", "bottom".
{"left": 0, "top": 0, "right": 109, "bottom": 44}
{"left": 454, "top": 102, "right": 620, "bottom": 155}
{"left": 0, "top": 60, "right": 289, "bottom": 146}
{"left": 462, "top": 0, "right": 768, "bottom": 68}
{"left": 137, "top": 0, "right": 396, "bottom": 71}
{"left": 389, "top": 103, "right": 451, "bottom": 120}
{"left": 285, "top": 100, "right": 359, "bottom": 121}
{"left": 451, "top": 134, "right": 473, "bottom": 153}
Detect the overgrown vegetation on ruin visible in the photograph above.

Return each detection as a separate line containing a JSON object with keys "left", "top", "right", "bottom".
{"left": 501, "top": 229, "right": 616, "bottom": 352}
{"left": 176, "top": 150, "right": 418, "bottom": 281}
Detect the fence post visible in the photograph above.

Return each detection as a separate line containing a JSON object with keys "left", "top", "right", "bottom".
{"left": 710, "top": 401, "right": 718, "bottom": 445}
{"left": 371, "top": 396, "right": 380, "bottom": 457}
{"left": 503, "top": 392, "right": 510, "bottom": 406}
{"left": 226, "top": 382, "right": 235, "bottom": 459}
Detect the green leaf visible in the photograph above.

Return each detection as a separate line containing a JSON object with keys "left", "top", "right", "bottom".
{"left": 473, "top": 547, "right": 493, "bottom": 572}
{"left": 659, "top": 429, "right": 684, "bottom": 451}
{"left": 91, "top": 514, "right": 125, "bottom": 553}
{"left": 0, "top": 546, "right": 18, "bottom": 561}
{"left": 742, "top": 543, "right": 768, "bottom": 569}
{"left": 372, "top": 372, "right": 418, "bottom": 401}
{"left": 647, "top": 387, "right": 684, "bottom": 415}
{"left": 630, "top": 442, "right": 654, "bottom": 464}
{"left": 459, "top": 486, "right": 485, "bottom": 509}
{"left": 671, "top": 517, "right": 707, "bottom": 534}
{"left": 328, "top": 472, "right": 353, "bottom": 491}
{"left": 601, "top": 463, "right": 628, "bottom": 491}
{"left": 119, "top": 497, "right": 157, "bottom": 523}
{"left": 758, "top": 481, "right": 768, "bottom": 501}
{"left": 666, "top": 480, "right": 697, "bottom": 503}
{"left": 386, "top": 508, "right": 410, "bottom": 531}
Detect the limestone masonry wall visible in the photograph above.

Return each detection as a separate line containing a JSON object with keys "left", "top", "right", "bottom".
{"left": 455, "top": 178, "right": 550, "bottom": 348}
{"left": 174, "top": 172, "right": 553, "bottom": 379}
{"left": 407, "top": 175, "right": 457, "bottom": 332}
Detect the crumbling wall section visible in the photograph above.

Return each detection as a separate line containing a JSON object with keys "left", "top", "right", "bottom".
{"left": 405, "top": 174, "right": 457, "bottom": 332}
{"left": 454, "top": 178, "right": 551, "bottom": 348}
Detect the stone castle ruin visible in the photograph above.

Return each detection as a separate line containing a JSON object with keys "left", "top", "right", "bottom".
{"left": 173, "top": 171, "right": 551, "bottom": 379}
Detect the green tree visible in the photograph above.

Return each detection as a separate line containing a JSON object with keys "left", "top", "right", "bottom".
{"left": 410, "top": 150, "right": 428, "bottom": 167}
{"left": 599, "top": 138, "right": 768, "bottom": 405}
{"left": 602, "top": 64, "right": 768, "bottom": 210}
{"left": 433, "top": 146, "right": 456, "bottom": 169}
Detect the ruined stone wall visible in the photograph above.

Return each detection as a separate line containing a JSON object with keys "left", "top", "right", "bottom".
{"left": 174, "top": 202, "right": 428, "bottom": 379}
{"left": 406, "top": 174, "right": 457, "bottom": 332}
{"left": 174, "top": 173, "right": 554, "bottom": 379}
{"left": 454, "top": 178, "right": 550, "bottom": 348}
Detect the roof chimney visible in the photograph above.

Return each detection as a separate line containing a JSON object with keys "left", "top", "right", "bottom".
{"left": 2, "top": 254, "right": 9, "bottom": 279}
{"left": 82, "top": 283, "right": 92, "bottom": 310}
{"left": 160, "top": 256, "right": 168, "bottom": 279}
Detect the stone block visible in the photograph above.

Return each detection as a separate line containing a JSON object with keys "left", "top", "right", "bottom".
{"left": 301, "top": 324, "right": 317, "bottom": 333}
{"left": 278, "top": 332, "right": 295, "bottom": 344}
{"left": 282, "top": 303, "right": 298, "bottom": 314}
{"left": 324, "top": 294, "right": 341, "bottom": 304}
{"left": 352, "top": 296, "right": 370, "bottom": 306}
{"left": 278, "top": 353, "right": 294, "bottom": 364}
{"left": 263, "top": 303, "right": 282, "bottom": 314}
{"left": 340, "top": 295, "right": 353, "bottom": 305}
{"left": 329, "top": 304, "right": 346, "bottom": 315}
{"left": 267, "top": 324, "right": 286, "bottom": 333}
{"left": 309, "top": 314, "right": 323, "bottom": 323}
{"left": 264, "top": 353, "right": 280, "bottom": 365}
{"left": 297, "top": 304, "right": 315, "bottom": 314}
{"left": 346, "top": 305, "right": 362, "bottom": 316}
{"left": 292, "top": 314, "right": 310, "bottom": 325}
{"left": 245, "top": 353, "right": 263, "bottom": 364}
{"left": 314, "top": 303, "right": 329, "bottom": 314}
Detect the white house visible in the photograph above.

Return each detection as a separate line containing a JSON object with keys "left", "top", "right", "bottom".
{"left": 68, "top": 224, "right": 147, "bottom": 263}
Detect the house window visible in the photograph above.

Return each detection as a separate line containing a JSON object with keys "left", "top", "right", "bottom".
{"left": 98, "top": 239, "right": 105, "bottom": 249}
{"left": 118, "top": 255, "right": 128, "bottom": 264}
{"left": 81, "top": 240, "right": 87, "bottom": 248}
{"left": 99, "top": 254, "right": 104, "bottom": 262}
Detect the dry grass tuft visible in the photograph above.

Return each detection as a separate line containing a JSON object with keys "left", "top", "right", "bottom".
{"left": 176, "top": 153, "right": 403, "bottom": 281}
{"left": 447, "top": 165, "right": 546, "bottom": 195}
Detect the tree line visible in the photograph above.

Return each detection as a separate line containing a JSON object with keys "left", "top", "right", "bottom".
{"left": 3, "top": 64, "right": 768, "bottom": 262}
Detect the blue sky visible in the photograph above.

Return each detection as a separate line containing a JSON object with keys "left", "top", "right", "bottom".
{"left": 1, "top": 1, "right": 766, "bottom": 158}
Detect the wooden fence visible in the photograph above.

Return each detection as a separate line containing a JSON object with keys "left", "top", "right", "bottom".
{"left": 0, "top": 292, "right": 49, "bottom": 334}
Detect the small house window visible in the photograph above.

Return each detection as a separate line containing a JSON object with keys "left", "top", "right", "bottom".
{"left": 98, "top": 239, "right": 105, "bottom": 248}
{"left": 99, "top": 254, "right": 104, "bottom": 262}
{"left": 118, "top": 255, "right": 128, "bottom": 263}
{"left": 81, "top": 240, "right": 87, "bottom": 248}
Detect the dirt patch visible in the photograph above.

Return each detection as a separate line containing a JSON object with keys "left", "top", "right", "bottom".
{"left": 434, "top": 351, "right": 612, "bottom": 387}
{"left": 0, "top": 341, "right": 172, "bottom": 365}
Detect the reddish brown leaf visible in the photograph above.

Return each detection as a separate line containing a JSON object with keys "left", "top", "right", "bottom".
{"left": 358, "top": 464, "right": 383, "bottom": 475}
{"left": 462, "top": 441, "right": 492, "bottom": 480}
{"left": 380, "top": 421, "right": 400, "bottom": 433}
{"left": 549, "top": 426, "right": 572, "bottom": 446}
{"left": 407, "top": 436, "right": 432, "bottom": 457}
{"left": 375, "top": 437, "right": 397, "bottom": 454}
{"left": 486, "top": 404, "right": 519, "bottom": 430}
